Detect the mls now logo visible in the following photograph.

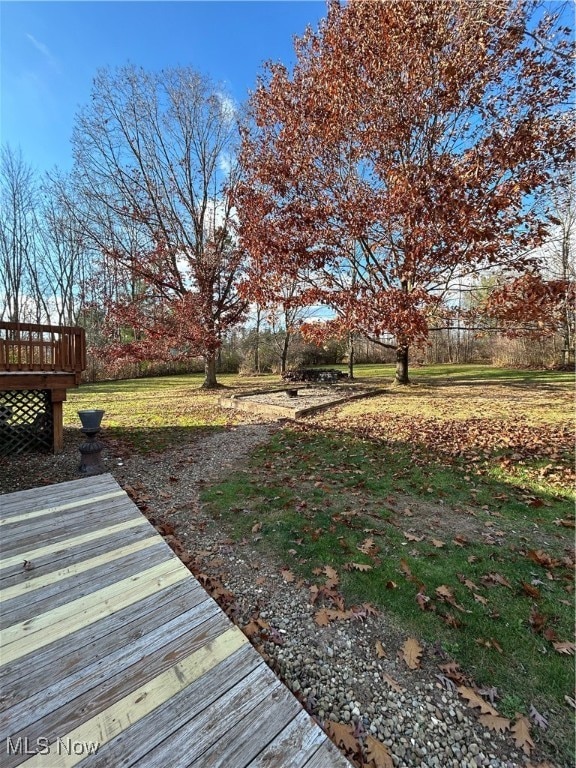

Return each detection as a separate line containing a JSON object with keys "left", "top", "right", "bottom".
{"left": 6, "top": 737, "right": 100, "bottom": 756}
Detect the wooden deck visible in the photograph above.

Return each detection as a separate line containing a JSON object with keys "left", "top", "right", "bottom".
{"left": 0, "top": 322, "right": 87, "bottom": 453}
{"left": 0, "top": 474, "right": 350, "bottom": 768}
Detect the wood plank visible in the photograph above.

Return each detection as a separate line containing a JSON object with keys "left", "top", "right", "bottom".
{"left": 245, "top": 710, "right": 328, "bottom": 768}
{"left": 0, "top": 525, "right": 156, "bottom": 584}
{"left": 129, "top": 664, "right": 286, "bottom": 768}
{"left": 0, "top": 558, "right": 189, "bottom": 665}
{"left": 302, "top": 738, "right": 349, "bottom": 768}
{"left": 0, "top": 475, "right": 116, "bottom": 515}
{"left": 0, "top": 540, "right": 169, "bottom": 626}
{"left": 0, "top": 578, "right": 207, "bottom": 705}
{"left": 67, "top": 643, "right": 262, "bottom": 768}
{"left": 0, "top": 372, "right": 79, "bottom": 390}
{"left": 0, "top": 498, "right": 145, "bottom": 557}
{"left": 186, "top": 685, "right": 302, "bottom": 768}
{"left": 0, "top": 536, "right": 159, "bottom": 604}
{"left": 20, "top": 626, "right": 248, "bottom": 768}
{"left": 0, "top": 473, "right": 352, "bottom": 768}
{"left": 0, "top": 599, "right": 225, "bottom": 747}
{"left": 52, "top": 399, "right": 63, "bottom": 452}
{"left": 0, "top": 490, "right": 125, "bottom": 525}
{"left": 0, "top": 517, "right": 149, "bottom": 572}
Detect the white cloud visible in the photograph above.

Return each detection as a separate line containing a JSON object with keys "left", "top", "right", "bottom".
{"left": 26, "top": 33, "right": 59, "bottom": 71}
{"left": 217, "top": 93, "right": 237, "bottom": 124}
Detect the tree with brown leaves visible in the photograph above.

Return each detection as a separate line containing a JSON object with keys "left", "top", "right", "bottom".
{"left": 235, "top": 0, "right": 573, "bottom": 383}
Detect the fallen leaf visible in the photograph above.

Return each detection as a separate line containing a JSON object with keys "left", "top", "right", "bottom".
{"left": 481, "top": 572, "right": 512, "bottom": 588}
{"left": 402, "top": 637, "right": 423, "bottom": 670}
{"left": 457, "top": 575, "right": 478, "bottom": 591}
{"left": 475, "top": 637, "right": 503, "bottom": 653}
{"left": 521, "top": 582, "right": 541, "bottom": 599}
{"left": 281, "top": 568, "right": 295, "bottom": 583}
{"left": 529, "top": 704, "right": 549, "bottom": 731}
{"left": 527, "top": 550, "right": 560, "bottom": 569}
{"left": 435, "top": 585, "right": 455, "bottom": 601}
{"left": 400, "top": 559, "right": 413, "bottom": 578}
{"left": 474, "top": 593, "right": 488, "bottom": 605}
{"left": 457, "top": 686, "right": 498, "bottom": 716}
{"left": 251, "top": 522, "right": 262, "bottom": 533}
{"left": 552, "top": 641, "right": 575, "bottom": 655}
{"left": 430, "top": 538, "right": 445, "bottom": 548}
{"left": 416, "top": 591, "right": 432, "bottom": 611}
{"left": 478, "top": 686, "right": 499, "bottom": 705}
{"left": 511, "top": 715, "right": 534, "bottom": 755}
{"left": 365, "top": 734, "right": 394, "bottom": 767}
{"left": 439, "top": 662, "right": 467, "bottom": 685}
{"left": 358, "top": 537, "right": 378, "bottom": 555}
{"left": 478, "top": 713, "right": 510, "bottom": 733}
{"left": 435, "top": 673, "right": 457, "bottom": 692}
{"left": 348, "top": 562, "right": 372, "bottom": 572}
{"left": 529, "top": 605, "right": 547, "bottom": 634}
{"left": 385, "top": 580, "right": 397, "bottom": 589}
{"left": 324, "top": 565, "right": 339, "bottom": 582}
{"left": 314, "top": 609, "right": 330, "bottom": 627}
{"left": 325, "top": 721, "right": 359, "bottom": 757}
{"left": 404, "top": 531, "right": 423, "bottom": 542}
{"left": 375, "top": 640, "right": 386, "bottom": 658}
{"left": 381, "top": 673, "right": 403, "bottom": 693}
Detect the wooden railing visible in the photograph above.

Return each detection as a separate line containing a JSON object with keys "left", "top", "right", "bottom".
{"left": 0, "top": 322, "right": 86, "bottom": 380}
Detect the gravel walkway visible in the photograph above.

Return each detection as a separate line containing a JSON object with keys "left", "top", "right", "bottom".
{"left": 0, "top": 424, "right": 564, "bottom": 768}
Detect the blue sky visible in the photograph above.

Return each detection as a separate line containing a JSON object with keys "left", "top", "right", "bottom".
{"left": 1, "top": 1, "right": 327, "bottom": 174}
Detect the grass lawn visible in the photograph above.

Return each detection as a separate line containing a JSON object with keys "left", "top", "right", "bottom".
{"left": 63, "top": 371, "right": 269, "bottom": 451}
{"left": 65, "top": 363, "right": 574, "bottom": 762}
{"left": 199, "top": 364, "right": 575, "bottom": 764}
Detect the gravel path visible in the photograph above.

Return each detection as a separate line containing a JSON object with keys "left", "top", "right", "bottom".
{"left": 0, "top": 424, "right": 564, "bottom": 768}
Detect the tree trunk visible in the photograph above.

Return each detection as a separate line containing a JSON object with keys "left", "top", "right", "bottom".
{"left": 348, "top": 332, "right": 355, "bottom": 379}
{"left": 395, "top": 346, "right": 410, "bottom": 384}
{"left": 254, "top": 306, "right": 261, "bottom": 373}
{"left": 280, "top": 331, "right": 291, "bottom": 374}
{"left": 201, "top": 353, "right": 219, "bottom": 388}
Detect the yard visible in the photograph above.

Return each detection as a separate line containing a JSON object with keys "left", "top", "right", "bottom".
{"left": 51, "top": 363, "right": 575, "bottom": 765}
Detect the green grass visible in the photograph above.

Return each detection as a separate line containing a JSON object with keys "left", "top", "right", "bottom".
{"left": 63, "top": 372, "right": 273, "bottom": 451}
{"left": 203, "top": 428, "right": 574, "bottom": 761}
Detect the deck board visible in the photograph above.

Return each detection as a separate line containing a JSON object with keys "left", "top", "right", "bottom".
{"left": 0, "top": 474, "right": 350, "bottom": 767}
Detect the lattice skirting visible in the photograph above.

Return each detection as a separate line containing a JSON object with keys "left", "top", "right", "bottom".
{"left": 0, "top": 390, "right": 53, "bottom": 455}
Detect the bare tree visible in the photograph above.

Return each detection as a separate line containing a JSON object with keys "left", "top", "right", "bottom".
{"left": 70, "top": 65, "right": 247, "bottom": 387}
{"left": 0, "top": 145, "right": 38, "bottom": 322}
{"left": 33, "top": 174, "right": 91, "bottom": 326}
{"left": 544, "top": 174, "right": 575, "bottom": 365}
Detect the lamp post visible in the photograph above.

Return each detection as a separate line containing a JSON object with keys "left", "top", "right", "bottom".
{"left": 78, "top": 409, "right": 105, "bottom": 475}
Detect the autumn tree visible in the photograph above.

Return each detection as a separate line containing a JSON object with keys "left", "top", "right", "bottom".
{"left": 236, "top": 0, "right": 574, "bottom": 383}
{"left": 70, "top": 65, "right": 247, "bottom": 388}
